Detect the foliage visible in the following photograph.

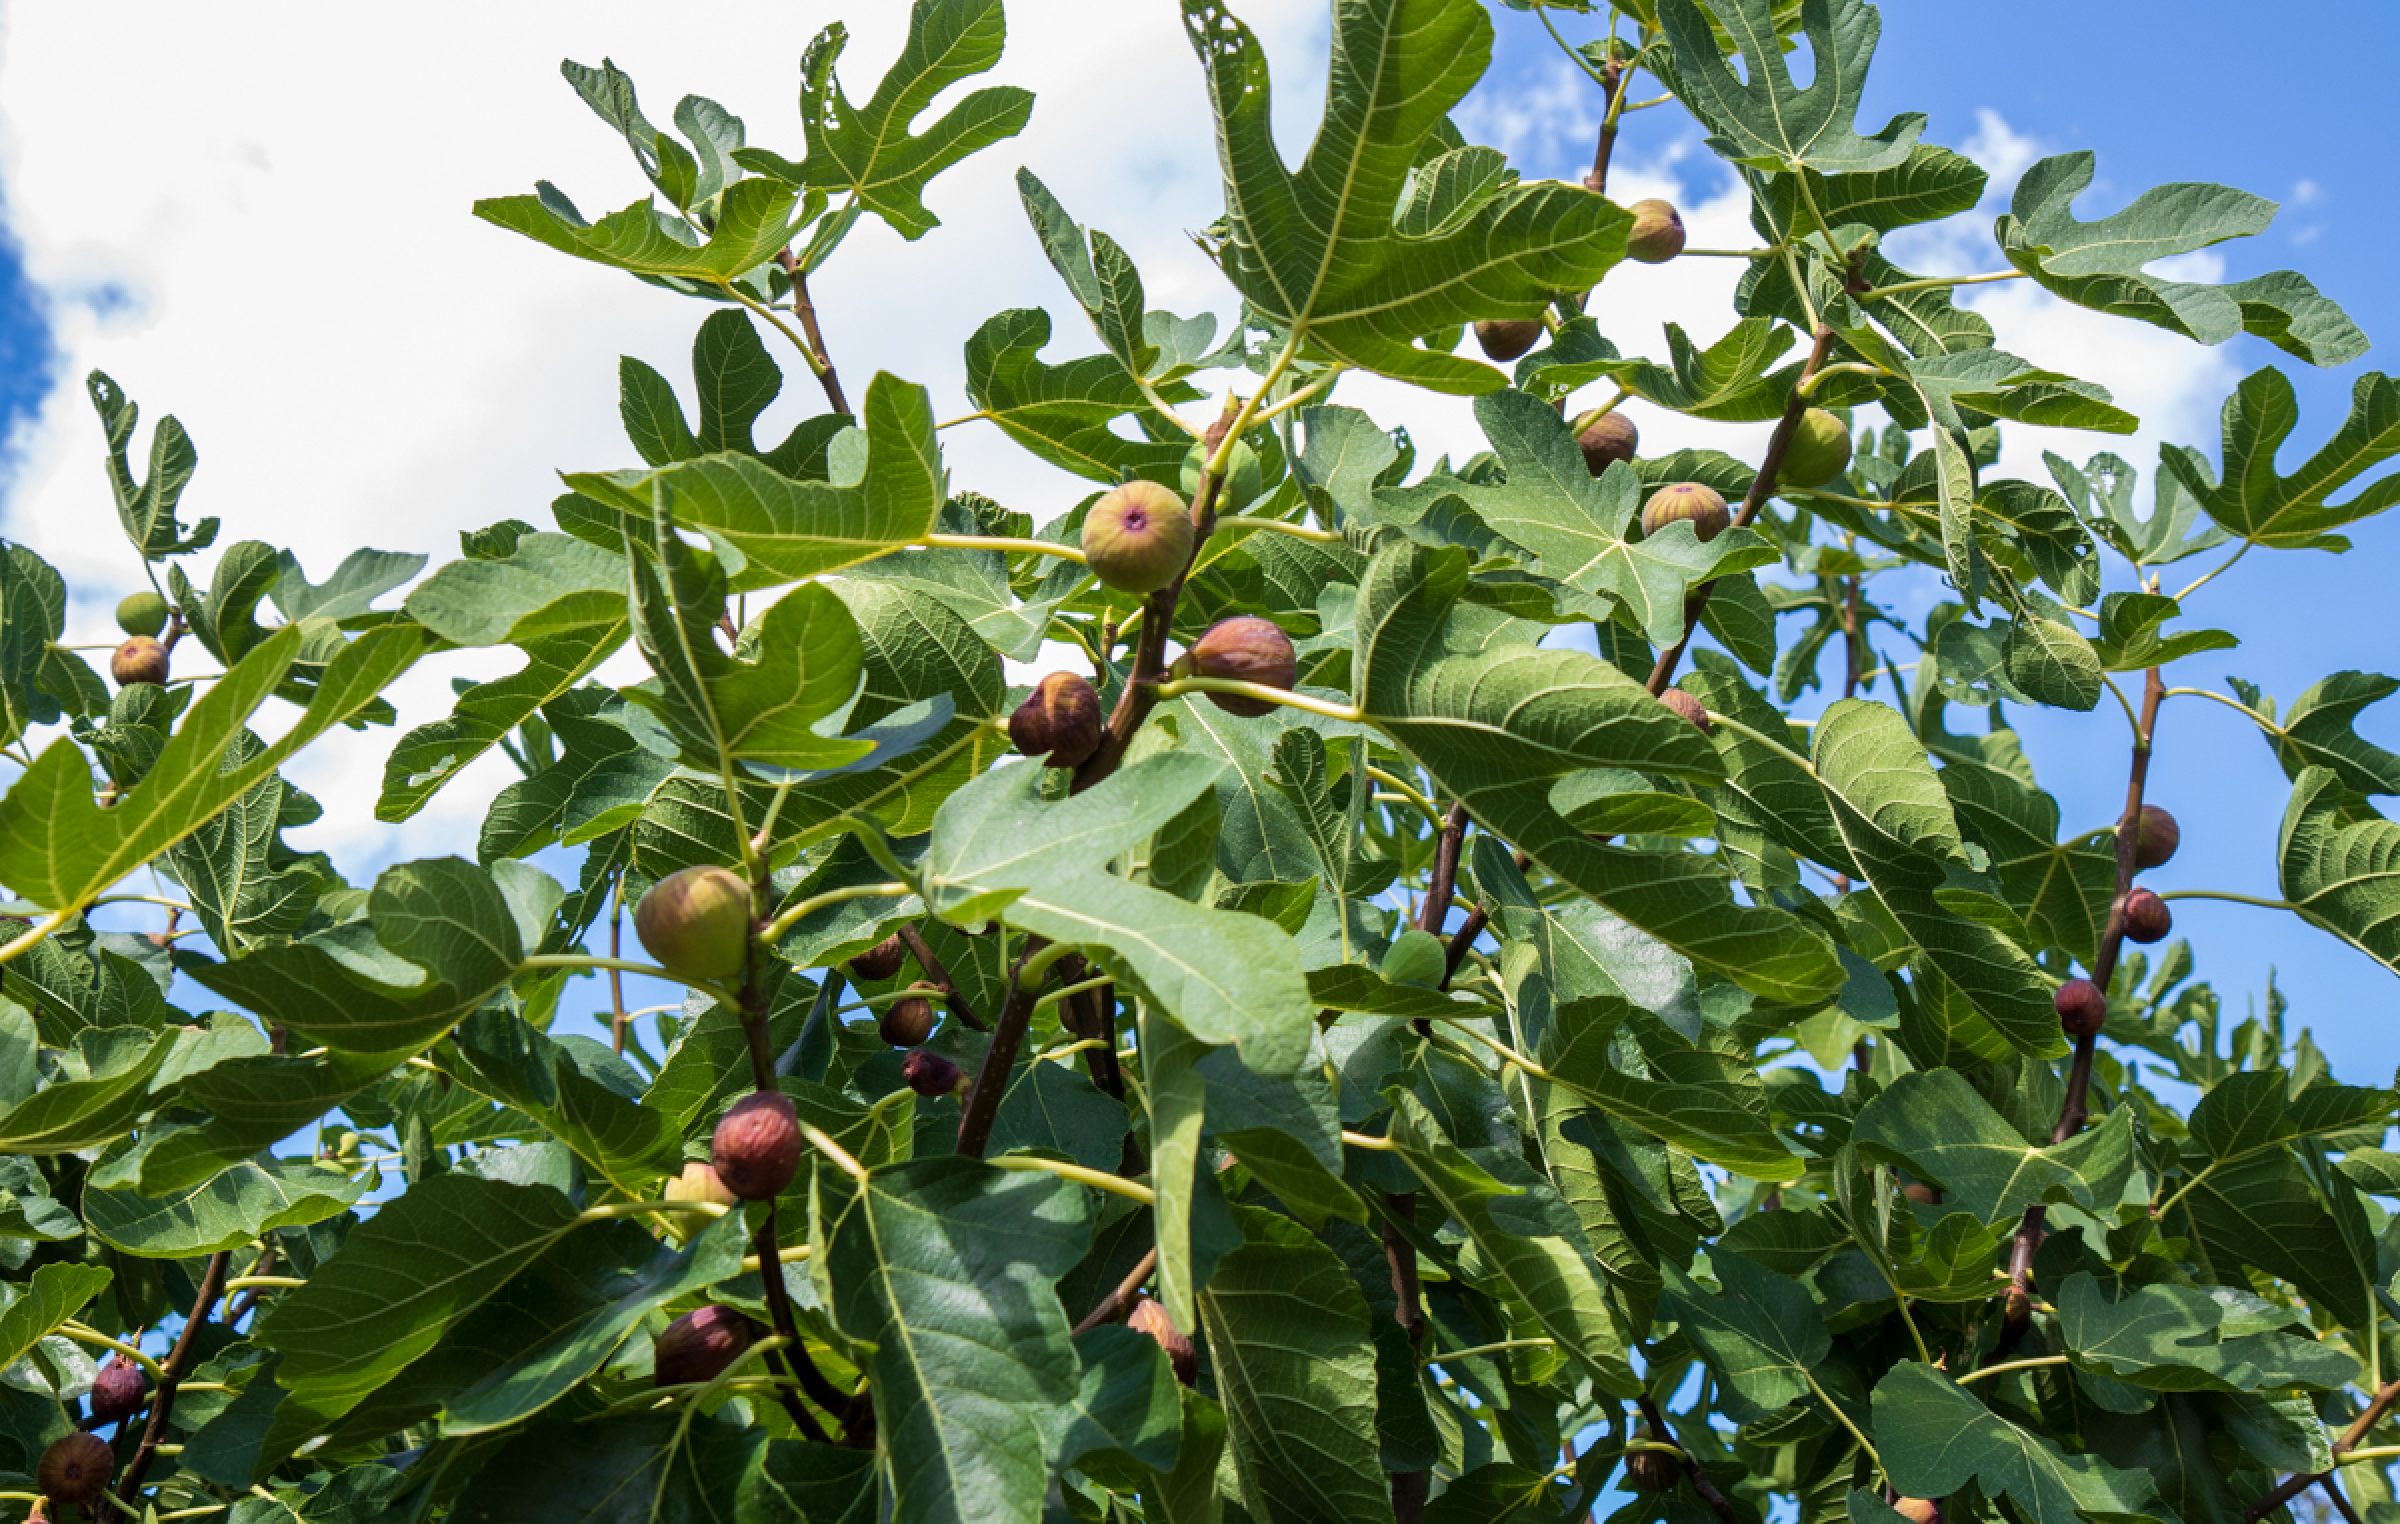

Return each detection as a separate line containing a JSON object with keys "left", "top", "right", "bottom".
{"left": 0, "top": 1, "right": 2395, "bottom": 1522}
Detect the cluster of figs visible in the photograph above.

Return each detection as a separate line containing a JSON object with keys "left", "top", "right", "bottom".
{"left": 2052, "top": 805, "right": 2181, "bottom": 1040}
{"left": 29, "top": 1357, "right": 146, "bottom": 1512}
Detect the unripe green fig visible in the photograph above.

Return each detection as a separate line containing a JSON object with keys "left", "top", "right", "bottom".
{"left": 878, "top": 983, "right": 938, "bottom": 1047}
{"left": 37, "top": 1432, "right": 113, "bottom": 1508}
{"left": 664, "top": 1160, "right": 739, "bottom": 1210}
{"left": 89, "top": 1357, "right": 147, "bottom": 1426}
{"left": 2054, "top": 978, "right": 2107, "bottom": 1038}
{"left": 1181, "top": 439, "right": 1263, "bottom": 512}
{"left": 1082, "top": 481, "right": 1196, "bottom": 594}
{"left": 902, "top": 1049, "right": 967, "bottom": 1098}
{"left": 1659, "top": 688, "right": 1712, "bottom": 734}
{"left": 634, "top": 866, "right": 753, "bottom": 982}
{"left": 1642, "top": 482, "right": 1730, "bottom": 543}
{"left": 1127, "top": 1297, "right": 1198, "bottom": 1385}
{"left": 847, "top": 932, "right": 907, "bottom": 982}
{"left": 1576, "top": 412, "right": 1638, "bottom": 476}
{"left": 1010, "top": 671, "right": 1105, "bottom": 768}
{"left": 710, "top": 1090, "right": 801, "bottom": 1200}
{"left": 1180, "top": 617, "right": 1297, "bottom": 717}
{"left": 653, "top": 1304, "right": 755, "bottom": 1388}
{"left": 2131, "top": 804, "right": 2179, "bottom": 870}
{"left": 2122, "top": 888, "right": 2172, "bottom": 944}
{"left": 115, "top": 590, "right": 169, "bottom": 637}
{"left": 1473, "top": 319, "right": 1544, "bottom": 362}
{"left": 111, "top": 636, "right": 170, "bottom": 687}
{"left": 1626, "top": 198, "right": 1685, "bottom": 263}
{"left": 1780, "top": 408, "right": 1853, "bottom": 488}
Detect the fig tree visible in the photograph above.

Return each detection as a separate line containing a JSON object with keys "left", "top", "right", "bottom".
{"left": 1127, "top": 1296, "right": 1198, "bottom": 1385}
{"left": 634, "top": 866, "right": 752, "bottom": 982}
{"left": 2132, "top": 804, "right": 2180, "bottom": 870}
{"left": 878, "top": 983, "right": 938, "bottom": 1047}
{"left": 653, "top": 1304, "right": 755, "bottom": 1388}
{"left": 1642, "top": 482, "right": 1730, "bottom": 543}
{"left": 1575, "top": 411, "right": 1638, "bottom": 476}
{"left": 1473, "top": 318, "right": 1544, "bottom": 362}
{"left": 847, "top": 932, "right": 907, "bottom": 982}
{"left": 115, "top": 590, "right": 168, "bottom": 637}
{"left": 2122, "top": 888, "right": 2172, "bottom": 944}
{"left": 2054, "top": 977, "right": 2107, "bottom": 1038}
{"left": 111, "top": 635, "right": 170, "bottom": 687}
{"left": 1082, "top": 481, "right": 1195, "bottom": 595}
{"left": 1780, "top": 408, "right": 1853, "bottom": 488}
{"left": 902, "top": 1049, "right": 967, "bottom": 1098}
{"left": 1180, "top": 616, "right": 1296, "bottom": 716}
{"left": 37, "top": 1432, "right": 113, "bottom": 1509}
{"left": 1181, "top": 439, "right": 1263, "bottom": 512}
{"left": 664, "top": 1160, "right": 739, "bottom": 1209}
{"left": 1010, "top": 671, "right": 1105, "bottom": 768}
{"left": 1660, "top": 688, "right": 1712, "bottom": 734}
{"left": 710, "top": 1090, "right": 801, "bottom": 1200}
{"left": 89, "top": 1356, "right": 147, "bottom": 1426}
{"left": 1626, "top": 198, "right": 1686, "bottom": 262}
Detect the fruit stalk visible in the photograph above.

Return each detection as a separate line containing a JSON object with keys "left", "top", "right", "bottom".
{"left": 895, "top": 922, "right": 989, "bottom": 1032}
{"left": 115, "top": 1249, "right": 230, "bottom": 1505}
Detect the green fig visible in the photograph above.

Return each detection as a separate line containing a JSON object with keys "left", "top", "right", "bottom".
{"left": 115, "top": 590, "right": 169, "bottom": 637}
{"left": 1575, "top": 412, "right": 1638, "bottom": 476}
{"left": 1082, "top": 481, "right": 1196, "bottom": 594}
{"left": 1641, "top": 482, "right": 1730, "bottom": 543}
{"left": 1626, "top": 198, "right": 1685, "bottom": 263}
{"left": 111, "top": 636, "right": 170, "bottom": 687}
{"left": 1779, "top": 408, "right": 1852, "bottom": 488}
{"left": 634, "top": 866, "right": 752, "bottom": 982}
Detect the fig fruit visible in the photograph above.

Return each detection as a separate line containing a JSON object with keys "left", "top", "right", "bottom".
{"left": 1181, "top": 439, "right": 1264, "bottom": 512}
{"left": 1893, "top": 1499, "right": 1945, "bottom": 1524}
{"left": 115, "top": 590, "right": 168, "bottom": 638}
{"left": 1780, "top": 408, "right": 1853, "bottom": 488}
{"left": 2122, "top": 888, "right": 2172, "bottom": 945}
{"left": 1082, "top": 481, "right": 1195, "bottom": 595}
{"left": 1010, "top": 671, "right": 1105, "bottom": 769}
{"left": 1624, "top": 1432, "right": 1678, "bottom": 1492}
{"left": 664, "top": 1160, "right": 739, "bottom": 1210}
{"left": 653, "top": 1304, "right": 755, "bottom": 1388}
{"left": 1181, "top": 617, "right": 1296, "bottom": 717}
{"left": 2131, "top": 804, "right": 2179, "bottom": 870}
{"left": 1660, "top": 688, "right": 1712, "bottom": 735}
{"left": 2054, "top": 977, "right": 2107, "bottom": 1039}
{"left": 902, "top": 1049, "right": 967, "bottom": 1098}
{"left": 847, "top": 932, "right": 907, "bottom": 982}
{"left": 1626, "top": 198, "right": 1686, "bottom": 263}
{"left": 711, "top": 1090, "right": 801, "bottom": 1201}
{"left": 1127, "top": 1296, "right": 1198, "bottom": 1385}
{"left": 634, "top": 866, "right": 753, "bottom": 982}
{"left": 1901, "top": 1182, "right": 1943, "bottom": 1206}
{"left": 89, "top": 1356, "right": 147, "bottom": 1426}
{"left": 111, "top": 636, "right": 170, "bottom": 688}
{"left": 1576, "top": 411, "right": 1639, "bottom": 476}
{"left": 1642, "top": 482, "right": 1730, "bottom": 543}
{"left": 878, "top": 983, "right": 938, "bottom": 1047}
{"left": 1473, "top": 318, "right": 1544, "bottom": 362}
{"left": 37, "top": 1432, "right": 113, "bottom": 1508}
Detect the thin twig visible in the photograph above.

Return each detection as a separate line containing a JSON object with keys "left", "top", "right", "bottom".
{"left": 2246, "top": 1375, "right": 2400, "bottom": 1521}
{"left": 955, "top": 938, "right": 1047, "bottom": 1158}
{"left": 1072, "top": 1248, "right": 1161, "bottom": 1336}
{"left": 1638, "top": 1394, "right": 1742, "bottom": 1524}
{"left": 774, "top": 249, "right": 850, "bottom": 415}
{"left": 896, "top": 922, "right": 988, "bottom": 1032}
{"left": 116, "top": 1251, "right": 231, "bottom": 1504}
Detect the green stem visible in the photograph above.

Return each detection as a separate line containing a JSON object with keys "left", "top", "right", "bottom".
{"left": 1853, "top": 269, "right": 2027, "bottom": 302}
{"left": 715, "top": 280, "right": 828, "bottom": 376}
{"left": 758, "top": 881, "right": 912, "bottom": 946}
{"left": 2171, "top": 537, "right": 2253, "bottom": 603}
{"left": 2163, "top": 685, "right": 2278, "bottom": 730}
{"left": 1224, "top": 517, "right": 1344, "bottom": 544}
{"left": 519, "top": 953, "right": 741, "bottom": 1010}
{"left": 1957, "top": 1353, "right": 2070, "bottom": 1386}
{"left": 986, "top": 1154, "right": 1155, "bottom": 1205}
{"left": 1152, "top": 677, "right": 1363, "bottom": 724}
{"left": 1803, "top": 1370, "right": 1883, "bottom": 1476}
{"left": 922, "top": 532, "right": 1088, "bottom": 565}
{"left": 2156, "top": 889, "right": 2296, "bottom": 912}
{"left": 1421, "top": 1337, "right": 1555, "bottom": 1366}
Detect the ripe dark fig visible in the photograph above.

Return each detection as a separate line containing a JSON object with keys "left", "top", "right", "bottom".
{"left": 1127, "top": 1297, "right": 1197, "bottom": 1385}
{"left": 1626, "top": 198, "right": 1686, "bottom": 263}
{"left": 635, "top": 866, "right": 752, "bottom": 982}
{"left": 37, "top": 1431, "right": 113, "bottom": 1508}
{"left": 711, "top": 1090, "right": 801, "bottom": 1201}
{"left": 111, "top": 636, "right": 170, "bottom": 688}
{"left": 2055, "top": 977, "right": 2107, "bottom": 1039}
{"left": 1893, "top": 1499, "right": 1945, "bottom": 1524}
{"left": 115, "top": 590, "right": 168, "bottom": 638}
{"left": 1181, "top": 439, "right": 1264, "bottom": 512}
{"left": 1641, "top": 482, "right": 1730, "bottom": 543}
{"left": 2132, "top": 804, "right": 2180, "bottom": 870}
{"left": 879, "top": 983, "right": 938, "bottom": 1047}
{"left": 664, "top": 1159, "right": 739, "bottom": 1210}
{"left": 1780, "top": 408, "right": 1853, "bottom": 488}
{"left": 1624, "top": 1431, "right": 1679, "bottom": 1492}
{"left": 1181, "top": 617, "right": 1296, "bottom": 717}
{"left": 653, "top": 1304, "right": 755, "bottom": 1388}
{"left": 2122, "top": 888, "right": 2172, "bottom": 945}
{"left": 1082, "top": 481, "right": 1196, "bottom": 595}
{"left": 1010, "top": 671, "right": 1105, "bottom": 769}
{"left": 1575, "top": 411, "right": 1639, "bottom": 476}
{"left": 89, "top": 1357, "right": 147, "bottom": 1426}
{"left": 902, "top": 1049, "right": 967, "bottom": 1099}
{"left": 1659, "top": 688, "right": 1712, "bottom": 735}
{"left": 847, "top": 932, "right": 907, "bottom": 982}
{"left": 1901, "top": 1182, "right": 1943, "bottom": 1206}
{"left": 1473, "top": 318, "right": 1544, "bottom": 362}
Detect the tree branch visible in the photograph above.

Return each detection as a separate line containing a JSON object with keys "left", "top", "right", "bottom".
{"left": 955, "top": 937, "right": 1047, "bottom": 1158}
{"left": 896, "top": 921, "right": 988, "bottom": 1032}
{"left": 1072, "top": 1247, "right": 1161, "bottom": 1336}
{"left": 115, "top": 1250, "right": 230, "bottom": 1504}
{"left": 775, "top": 249, "right": 850, "bottom": 416}
{"left": 1639, "top": 1394, "right": 1742, "bottom": 1524}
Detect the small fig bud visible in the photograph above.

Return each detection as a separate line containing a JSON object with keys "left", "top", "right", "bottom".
{"left": 634, "top": 866, "right": 753, "bottom": 982}
{"left": 111, "top": 636, "right": 170, "bottom": 688}
{"left": 847, "top": 932, "right": 907, "bottom": 982}
{"left": 37, "top": 1431, "right": 113, "bottom": 1508}
{"left": 88, "top": 1357, "right": 147, "bottom": 1426}
{"left": 711, "top": 1090, "right": 801, "bottom": 1201}
{"left": 664, "top": 1160, "right": 739, "bottom": 1210}
{"left": 1893, "top": 1499, "right": 1945, "bottom": 1524}
{"left": 1641, "top": 482, "right": 1730, "bottom": 543}
{"left": 1127, "top": 1297, "right": 1198, "bottom": 1385}
{"left": 115, "top": 590, "right": 169, "bottom": 638}
{"left": 1659, "top": 688, "right": 1712, "bottom": 734}
{"left": 878, "top": 983, "right": 939, "bottom": 1047}
{"left": 1624, "top": 1434, "right": 1679, "bottom": 1492}
{"left": 2055, "top": 977, "right": 2107, "bottom": 1039}
{"left": 1626, "top": 198, "right": 1686, "bottom": 263}
{"left": 1901, "top": 1182, "right": 1943, "bottom": 1206}
{"left": 2131, "top": 804, "right": 2180, "bottom": 871}
{"left": 2122, "top": 888, "right": 2172, "bottom": 945}
{"left": 1575, "top": 412, "right": 1639, "bottom": 476}
{"left": 1183, "top": 617, "right": 1296, "bottom": 717}
{"left": 1780, "top": 408, "right": 1853, "bottom": 489}
{"left": 1082, "top": 481, "right": 1196, "bottom": 595}
{"left": 902, "top": 1049, "right": 967, "bottom": 1099}
{"left": 1181, "top": 440, "right": 1264, "bottom": 513}
{"left": 1473, "top": 319, "right": 1544, "bottom": 362}
{"left": 653, "top": 1304, "right": 755, "bottom": 1388}
{"left": 1010, "top": 672, "right": 1105, "bottom": 769}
